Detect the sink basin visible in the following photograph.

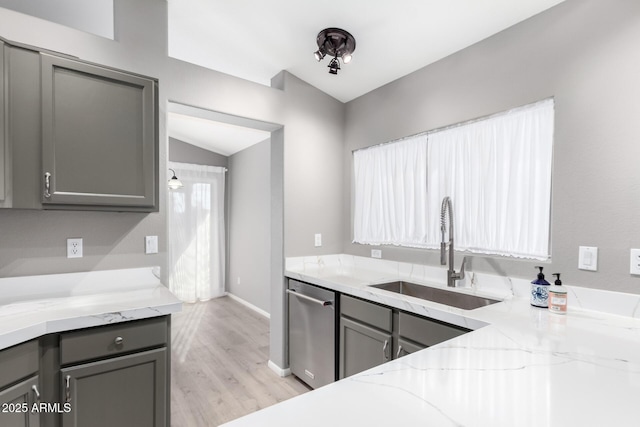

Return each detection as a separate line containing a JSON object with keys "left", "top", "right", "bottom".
{"left": 369, "top": 281, "right": 500, "bottom": 310}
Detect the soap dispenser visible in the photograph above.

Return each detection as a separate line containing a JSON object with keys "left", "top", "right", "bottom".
{"left": 548, "top": 273, "right": 567, "bottom": 314}
{"left": 530, "top": 266, "right": 550, "bottom": 308}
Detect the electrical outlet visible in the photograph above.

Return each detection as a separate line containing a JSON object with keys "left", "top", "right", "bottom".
{"left": 314, "top": 233, "right": 322, "bottom": 247}
{"left": 630, "top": 249, "right": 640, "bottom": 275}
{"left": 145, "top": 235, "right": 158, "bottom": 254}
{"left": 371, "top": 249, "right": 382, "bottom": 259}
{"left": 67, "top": 238, "right": 83, "bottom": 258}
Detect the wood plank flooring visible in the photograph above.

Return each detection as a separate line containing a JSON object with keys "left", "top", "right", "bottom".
{"left": 171, "top": 296, "right": 310, "bottom": 426}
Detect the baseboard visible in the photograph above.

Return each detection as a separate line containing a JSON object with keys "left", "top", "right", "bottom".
{"left": 226, "top": 292, "right": 270, "bottom": 319}
{"left": 268, "top": 360, "right": 291, "bottom": 377}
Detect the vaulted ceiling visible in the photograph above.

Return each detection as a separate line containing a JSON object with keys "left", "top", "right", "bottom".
{"left": 167, "top": 0, "right": 565, "bottom": 155}
{"left": 168, "top": 0, "right": 565, "bottom": 103}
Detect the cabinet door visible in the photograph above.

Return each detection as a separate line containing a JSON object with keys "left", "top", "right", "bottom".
{"left": 41, "top": 53, "right": 158, "bottom": 210}
{"left": 0, "top": 375, "right": 40, "bottom": 427}
{"left": 398, "top": 312, "right": 468, "bottom": 348}
{"left": 0, "top": 40, "right": 5, "bottom": 205}
{"left": 339, "top": 317, "right": 392, "bottom": 379}
{"left": 396, "top": 338, "right": 425, "bottom": 359}
{"left": 61, "top": 348, "right": 166, "bottom": 427}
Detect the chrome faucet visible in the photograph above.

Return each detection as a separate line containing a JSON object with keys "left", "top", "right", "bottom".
{"left": 440, "top": 196, "right": 466, "bottom": 287}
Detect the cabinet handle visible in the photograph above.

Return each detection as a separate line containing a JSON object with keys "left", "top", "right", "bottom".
{"left": 65, "top": 375, "right": 71, "bottom": 403}
{"left": 114, "top": 336, "right": 124, "bottom": 345}
{"left": 44, "top": 172, "right": 52, "bottom": 198}
{"left": 31, "top": 384, "right": 40, "bottom": 402}
{"left": 382, "top": 339, "right": 389, "bottom": 361}
{"left": 396, "top": 345, "right": 404, "bottom": 359}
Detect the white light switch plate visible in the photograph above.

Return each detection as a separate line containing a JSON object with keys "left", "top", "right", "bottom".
{"left": 630, "top": 249, "right": 640, "bottom": 275}
{"left": 145, "top": 235, "right": 158, "bottom": 254}
{"left": 314, "top": 233, "right": 322, "bottom": 247}
{"left": 578, "top": 246, "right": 598, "bottom": 271}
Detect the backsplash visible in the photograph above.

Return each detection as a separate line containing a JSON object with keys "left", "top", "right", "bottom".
{"left": 286, "top": 254, "right": 640, "bottom": 319}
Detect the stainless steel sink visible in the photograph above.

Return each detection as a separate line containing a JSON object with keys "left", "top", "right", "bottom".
{"left": 369, "top": 281, "right": 500, "bottom": 310}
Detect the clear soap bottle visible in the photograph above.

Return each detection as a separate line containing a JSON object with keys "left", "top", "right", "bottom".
{"left": 548, "top": 273, "right": 567, "bottom": 314}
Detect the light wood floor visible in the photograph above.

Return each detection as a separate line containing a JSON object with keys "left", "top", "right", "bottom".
{"left": 171, "top": 296, "right": 310, "bottom": 426}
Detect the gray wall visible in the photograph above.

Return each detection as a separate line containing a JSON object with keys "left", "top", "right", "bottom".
{"left": 273, "top": 72, "right": 345, "bottom": 256}
{"left": 0, "top": 2, "right": 345, "bottom": 369}
{"left": 343, "top": 0, "right": 640, "bottom": 294}
{"left": 169, "top": 137, "right": 229, "bottom": 168}
{"left": 228, "top": 139, "right": 271, "bottom": 313}
{"left": 0, "top": 1, "right": 169, "bottom": 278}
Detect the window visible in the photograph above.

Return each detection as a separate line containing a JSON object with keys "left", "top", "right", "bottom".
{"left": 353, "top": 98, "right": 554, "bottom": 260}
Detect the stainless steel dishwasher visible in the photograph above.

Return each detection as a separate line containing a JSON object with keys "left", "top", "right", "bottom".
{"left": 287, "top": 279, "right": 336, "bottom": 389}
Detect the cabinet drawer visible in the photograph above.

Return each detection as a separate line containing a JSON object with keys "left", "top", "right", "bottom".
{"left": 60, "top": 316, "right": 167, "bottom": 365}
{"left": 399, "top": 312, "right": 468, "bottom": 347}
{"left": 341, "top": 295, "right": 392, "bottom": 332}
{"left": 0, "top": 340, "right": 38, "bottom": 389}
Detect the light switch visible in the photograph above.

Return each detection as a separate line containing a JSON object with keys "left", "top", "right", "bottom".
{"left": 145, "top": 235, "right": 158, "bottom": 254}
{"left": 314, "top": 233, "right": 322, "bottom": 247}
{"left": 578, "top": 246, "right": 598, "bottom": 271}
{"left": 630, "top": 249, "right": 640, "bottom": 275}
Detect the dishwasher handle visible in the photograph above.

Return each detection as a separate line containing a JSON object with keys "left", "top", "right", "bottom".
{"left": 286, "top": 289, "right": 332, "bottom": 306}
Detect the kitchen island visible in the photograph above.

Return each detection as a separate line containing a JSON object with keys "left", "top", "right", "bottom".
{"left": 223, "top": 255, "right": 640, "bottom": 427}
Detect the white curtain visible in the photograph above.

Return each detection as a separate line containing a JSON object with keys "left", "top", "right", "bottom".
{"left": 353, "top": 98, "right": 554, "bottom": 260}
{"left": 168, "top": 162, "right": 226, "bottom": 302}
{"left": 353, "top": 135, "right": 429, "bottom": 247}
{"left": 428, "top": 99, "right": 554, "bottom": 259}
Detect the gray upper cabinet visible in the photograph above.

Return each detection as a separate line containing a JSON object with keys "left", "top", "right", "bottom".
{"left": 0, "top": 40, "right": 6, "bottom": 207}
{"left": 40, "top": 53, "right": 158, "bottom": 210}
{"left": 0, "top": 38, "right": 158, "bottom": 212}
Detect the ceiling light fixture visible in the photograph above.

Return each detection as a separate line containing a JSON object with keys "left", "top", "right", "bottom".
{"left": 314, "top": 28, "right": 356, "bottom": 75}
{"left": 168, "top": 169, "right": 183, "bottom": 189}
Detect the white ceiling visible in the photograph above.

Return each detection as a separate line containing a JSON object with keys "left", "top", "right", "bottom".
{"left": 167, "top": 103, "right": 274, "bottom": 156}
{"left": 167, "top": 0, "right": 565, "bottom": 156}
{"left": 168, "top": 113, "right": 271, "bottom": 156}
{"left": 168, "top": 0, "right": 565, "bottom": 103}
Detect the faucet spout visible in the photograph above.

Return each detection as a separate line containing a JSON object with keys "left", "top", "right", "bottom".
{"left": 440, "top": 197, "right": 466, "bottom": 287}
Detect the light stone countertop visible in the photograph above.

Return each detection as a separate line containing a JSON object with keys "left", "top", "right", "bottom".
{"left": 0, "top": 267, "right": 182, "bottom": 350}
{"left": 222, "top": 254, "right": 640, "bottom": 427}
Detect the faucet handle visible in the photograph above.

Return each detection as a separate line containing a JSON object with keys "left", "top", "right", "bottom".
{"left": 458, "top": 256, "right": 466, "bottom": 280}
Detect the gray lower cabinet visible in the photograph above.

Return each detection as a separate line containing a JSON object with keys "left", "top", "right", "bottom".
{"left": 0, "top": 340, "right": 40, "bottom": 427}
{"left": 339, "top": 295, "right": 393, "bottom": 379}
{"left": 396, "top": 338, "right": 424, "bottom": 358}
{"left": 60, "top": 349, "right": 166, "bottom": 427}
{"left": 339, "top": 317, "right": 392, "bottom": 379}
{"left": 339, "top": 294, "right": 470, "bottom": 378}
{"left": 397, "top": 311, "right": 468, "bottom": 355}
{"left": 0, "top": 376, "right": 40, "bottom": 427}
{"left": 59, "top": 316, "right": 169, "bottom": 427}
